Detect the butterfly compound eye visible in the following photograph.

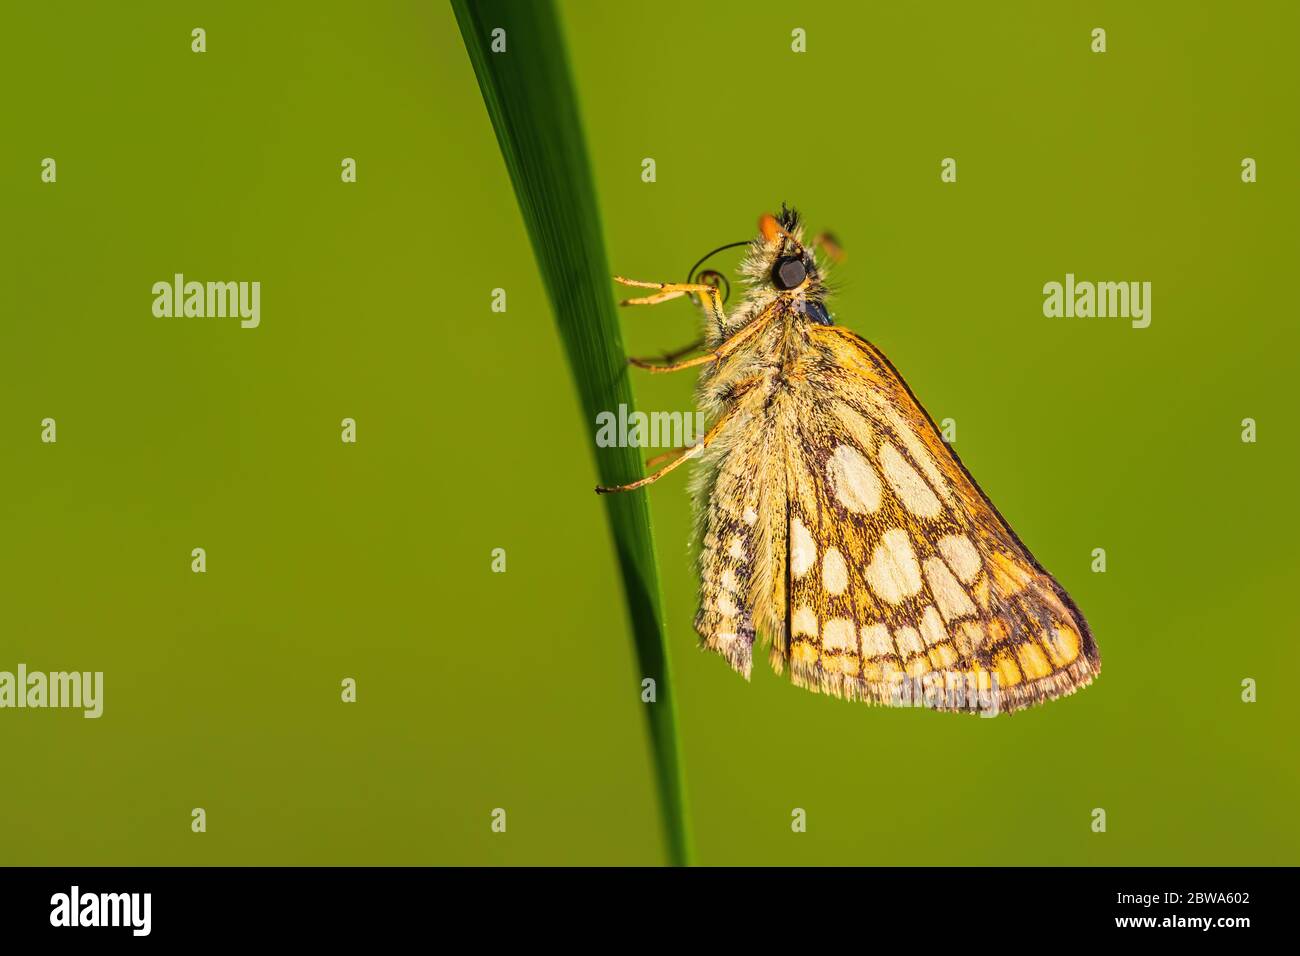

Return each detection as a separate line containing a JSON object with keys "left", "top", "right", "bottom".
{"left": 772, "top": 256, "right": 807, "bottom": 290}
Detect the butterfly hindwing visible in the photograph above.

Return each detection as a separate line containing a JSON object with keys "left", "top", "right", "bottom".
{"left": 693, "top": 374, "right": 789, "bottom": 680}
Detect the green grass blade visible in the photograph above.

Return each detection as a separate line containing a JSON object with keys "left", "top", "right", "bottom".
{"left": 450, "top": 0, "right": 692, "bottom": 867}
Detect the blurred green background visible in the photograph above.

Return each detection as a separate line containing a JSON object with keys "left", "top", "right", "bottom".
{"left": 2, "top": 1, "right": 1296, "bottom": 865}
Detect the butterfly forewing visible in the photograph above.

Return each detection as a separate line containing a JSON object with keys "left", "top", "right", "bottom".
{"left": 694, "top": 319, "right": 1099, "bottom": 714}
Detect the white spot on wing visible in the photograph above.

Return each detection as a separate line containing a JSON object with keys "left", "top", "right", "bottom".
{"left": 893, "top": 626, "right": 924, "bottom": 657}
{"left": 924, "top": 557, "right": 977, "bottom": 623}
{"left": 860, "top": 623, "right": 893, "bottom": 657}
{"left": 864, "top": 529, "right": 923, "bottom": 603}
{"left": 822, "top": 617, "right": 856, "bottom": 652}
{"left": 822, "top": 547, "right": 848, "bottom": 595}
{"left": 792, "top": 605, "right": 818, "bottom": 638}
{"left": 879, "top": 442, "right": 941, "bottom": 518}
{"left": 885, "top": 408, "right": 956, "bottom": 506}
{"left": 918, "top": 606, "right": 948, "bottom": 647}
{"left": 791, "top": 516, "right": 816, "bottom": 578}
{"left": 937, "top": 534, "right": 982, "bottom": 584}
{"left": 827, "top": 444, "right": 882, "bottom": 514}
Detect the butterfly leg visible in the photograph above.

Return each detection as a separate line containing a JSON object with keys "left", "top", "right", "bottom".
{"left": 628, "top": 336, "right": 706, "bottom": 369}
{"left": 619, "top": 300, "right": 776, "bottom": 374}
{"left": 641, "top": 375, "right": 763, "bottom": 471}
{"left": 628, "top": 350, "right": 719, "bottom": 373}
{"left": 614, "top": 275, "right": 727, "bottom": 330}
{"left": 595, "top": 403, "right": 741, "bottom": 495}
{"left": 627, "top": 309, "right": 771, "bottom": 373}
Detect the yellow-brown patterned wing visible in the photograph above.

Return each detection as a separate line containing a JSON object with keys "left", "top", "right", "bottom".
{"left": 772, "top": 324, "right": 1100, "bottom": 714}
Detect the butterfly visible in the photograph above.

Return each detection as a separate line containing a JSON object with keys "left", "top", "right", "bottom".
{"left": 597, "top": 205, "right": 1100, "bottom": 714}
